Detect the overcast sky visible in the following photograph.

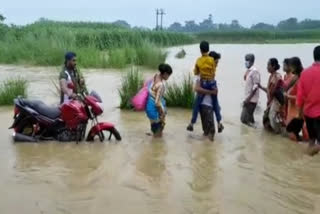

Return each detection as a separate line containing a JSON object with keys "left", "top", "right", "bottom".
{"left": 1, "top": 0, "right": 319, "bottom": 27}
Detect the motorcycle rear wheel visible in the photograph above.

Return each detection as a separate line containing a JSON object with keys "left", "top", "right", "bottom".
{"left": 15, "top": 119, "right": 34, "bottom": 136}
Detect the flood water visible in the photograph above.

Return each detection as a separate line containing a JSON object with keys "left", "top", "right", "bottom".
{"left": 1, "top": 44, "right": 320, "bottom": 214}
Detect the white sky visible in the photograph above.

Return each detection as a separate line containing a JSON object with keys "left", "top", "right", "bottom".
{"left": 1, "top": 0, "right": 320, "bottom": 27}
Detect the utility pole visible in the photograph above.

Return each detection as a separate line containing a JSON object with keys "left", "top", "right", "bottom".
{"left": 160, "top": 9, "right": 165, "bottom": 30}
{"left": 155, "top": 8, "right": 165, "bottom": 31}
{"left": 156, "top": 9, "right": 159, "bottom": 30}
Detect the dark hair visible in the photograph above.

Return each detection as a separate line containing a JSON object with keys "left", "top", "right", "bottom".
{"left": 64, "top": 51, "right": 76, "bottom": 66}
{"left": 289, "top": 57, "right": 303, "bottom": 76}
{"left": 283, "top": 58, "right": 290, "bottom": 67}
{"left": 269, "top": 58, "right": 280, "bottom": 71}
{"left": 209, "top": 51, "right": 221, "bottom": 60}
{"left": 158, "top": 63, "right": 173, "bottom": 75}
{"left": 245, "top": 54, "right": 255, "bottom": 63}
{"left": 314, "top": 45, "right": 320, "bottom": 61}
{"left": 200, "top": 41, "right": 209, "bottom": 53}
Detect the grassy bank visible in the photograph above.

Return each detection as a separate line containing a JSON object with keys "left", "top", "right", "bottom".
{"left": 196, "top": 30, "right": 320, "bottom": 44}
{"left": 0, "top": 20, "right": 194, "bottom": 69}
{"left": 119, "top": 69, "right": 194, "bottom": 109}
{"left": 0, "top": 78, "right": 27, "bottom": 106}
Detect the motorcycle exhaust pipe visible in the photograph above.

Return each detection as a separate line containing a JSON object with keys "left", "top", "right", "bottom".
{"left": 13, "top": 133, "right": 37, "bottom": 143}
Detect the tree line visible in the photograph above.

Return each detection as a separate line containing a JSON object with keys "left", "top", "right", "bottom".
{"left": 2, "top": 12, "right": 320, "bottom": 33}
{"left": 167, "top": 15, "right": 320, "bottom": 32}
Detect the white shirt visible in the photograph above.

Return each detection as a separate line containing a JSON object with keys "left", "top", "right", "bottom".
{"left": 194, "top": 76, "right": 213, "bottom": 107}
{"left": 244, "top": 66, "right": 261, "bottom": 103}
{"left": 63, "top": 70, "right": 74, "bottom": 104}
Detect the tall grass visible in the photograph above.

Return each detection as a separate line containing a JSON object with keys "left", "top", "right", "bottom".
{"left": 165, "top": 75, "right": 194, "bottom": 109}
{"left": 0, "top": 78, "right": 28, "bottom": 105}
{"left": 118, "top": 68, "right": 144, "bottom": 109}
{"left": 107, "top": 42, "right": 167, "bottom": 68}
{"left": 118, "top": 71, "right": 195, "bottom": 110}
{"left": 196, "top": 29, "right": 320, "bottom": 43}
{"left": 0, "top": 20, "right": 194, "bottom": 68}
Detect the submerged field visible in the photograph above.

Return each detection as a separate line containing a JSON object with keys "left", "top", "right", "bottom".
{"left": 0, "top": 20, "right": 193, "bottom": 68}
{"left": 196, "top": 29, "right": 320, "bottom": 43}
{"left": 1, "top": 44, "right": 319, "bottom": 214}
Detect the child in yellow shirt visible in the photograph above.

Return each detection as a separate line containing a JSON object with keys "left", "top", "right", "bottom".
{"left": 187, "top": 41, "right": 224, "bottom": 134}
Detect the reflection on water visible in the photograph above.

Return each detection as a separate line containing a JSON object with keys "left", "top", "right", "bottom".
{"left": 1, "top": 44, "right": 320, "bottom": 213}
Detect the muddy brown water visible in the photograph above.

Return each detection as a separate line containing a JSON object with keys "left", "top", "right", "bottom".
{"left": 1, "top": 44, "right": 320, "bottom": 214}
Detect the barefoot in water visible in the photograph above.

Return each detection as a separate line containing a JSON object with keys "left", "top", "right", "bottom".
{"left": 208, "top": 134, "right": 214, "bottom": 142}
{"left": 218, "top": 123, "right": 224, "bottom": 133}
{"left": 307, "top": 143, "right": 320, "bottom": 156}
{"left": 187, "top": 123, "right": 194, "bottom": 132}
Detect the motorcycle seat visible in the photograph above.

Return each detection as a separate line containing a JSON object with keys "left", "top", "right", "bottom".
{"left": 19, "top": 99, "right": 61, "bottom": 119}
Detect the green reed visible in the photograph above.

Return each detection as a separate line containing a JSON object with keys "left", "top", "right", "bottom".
{"left": 118, "top": 67, "right": 144, "bottom": 109}
{"left": 0, "top": 20, "right": 193, "bottom": 69}
{"left": 165, "top": 75, "right": 194, "bottom": 109}
{"left": 0, "top": 78, "right": 28, "bottom": 106}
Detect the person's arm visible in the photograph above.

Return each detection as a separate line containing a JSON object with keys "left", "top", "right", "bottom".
{"left": 194, "top": 80, "right": 217, "bottom": 95}
{"left": 244, "top": 70, "right": 249, "bottom": 81}
{"left": 296, "top": 75, "right": 305, "bottom": 118}
{"left": 259, "top": 85, "right": 267, "bottom": 93}
{"left": 287, "top": 94, "right": 296, "bottom": 100}
{"left": 154, "top": 83, "right": 165, "bottom": 120}
{"left": 59, "top": 71, "right": 76, "bottom": 98}
{"left": 77, "top": 70, "right": 88, "bottom": 94}
{"left": 194, "top": 63, "right": 200, "bottom": 76}
{"left": 59, "top": 79, "right": 76, "bottom": 98}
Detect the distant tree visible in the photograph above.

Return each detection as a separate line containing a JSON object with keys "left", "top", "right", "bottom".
{"left": 251, "top": 22, "right": 275, "bottom": 30}
{"left": 230, "top": 19, "right": 242, "bottom": 30}
{"left": 199, "top": 14, "right": 216, "bottom": 31}
{"left": 299, "top": 19, "right": 320, "bottom": 30}
{"left": 184, "top": 20, "right": 199, "bottom": 32}
{"left": 0, "top": 13, "right": 5, "bottom": 22}
{"left": 112, "top": 20, "right": 131, "bottom": 28}
{"left": 217, "top": 23, "right": 230, "bottom": 31}
{"left": 168, "top": 22, "right": 184, "bottom": 32}
{"left": 277, "top": 17, "right": 298, "bottom": 30}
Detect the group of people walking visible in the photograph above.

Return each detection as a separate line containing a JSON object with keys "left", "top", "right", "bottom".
{"left": 59, "top": 43, "right": 320, "bottom": 153}
{"left": 145, "top": 41, "right": 224, "bottom": 140}
{"left": 241, "top": 45, "right": 320, "bottom": 152}
{"left": 144, "top": 42, "right": 320, "bottom": 154}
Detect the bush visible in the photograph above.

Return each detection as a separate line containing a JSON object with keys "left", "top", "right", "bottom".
{"left": 165, "top": 75, "right": 194, "bottom": 108}
{"left": 118, "top": 68, "right": 144, "bottom": 109}
{"left": 0, "top": 78, "right": 28, "bottom": 106}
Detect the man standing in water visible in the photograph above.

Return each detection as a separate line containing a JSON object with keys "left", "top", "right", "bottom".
{"left": 241, "top": 54, "right": 261, "bottom": 126}
{"left": 59, "top": 52, "right": 87, "bottom": 104}
{"left": 297, "top": 46, "right": 320, "bottom": 150}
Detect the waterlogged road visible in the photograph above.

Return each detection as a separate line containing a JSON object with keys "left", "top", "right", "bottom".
{"left": 1, "top": 44, "right": 320, "bottom": 214}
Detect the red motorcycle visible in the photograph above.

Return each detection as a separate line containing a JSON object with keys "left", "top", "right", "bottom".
{"left": 10, "top": 91, "right": 121, "bottom": 143}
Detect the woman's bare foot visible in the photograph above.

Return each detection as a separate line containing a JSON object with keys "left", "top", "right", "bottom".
{"left": 307, "top": 142, "right": 320, "bottom": 156}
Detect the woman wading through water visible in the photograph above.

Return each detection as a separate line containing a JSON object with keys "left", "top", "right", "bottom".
{"left": 145, "top": 64, "right": 172, "bottom": 137}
